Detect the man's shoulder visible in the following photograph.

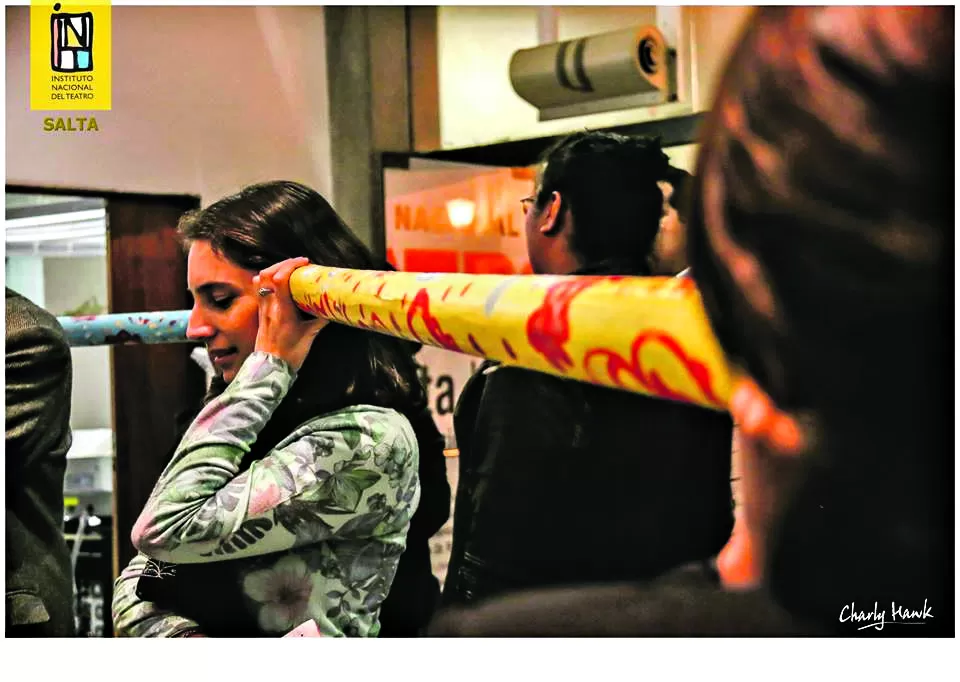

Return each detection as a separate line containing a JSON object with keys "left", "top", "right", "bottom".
{"left": 486, "top": 363, "right": 642, "bottom": 404}
{"left": 485, "top": 363, "right": 572, "bottom": 386}
{"left": 6, "top": 289, "right": 66, "bottom": 341}
{"left": 482, "top": 364, "right": 584, "bottom": 399}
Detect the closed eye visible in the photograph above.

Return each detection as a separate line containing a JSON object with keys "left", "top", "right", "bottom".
{"left": 210, "top": 294, "right": 235, "bottom": 311}
{"left": 190, "top": 283, "right": 240, "bottom": 312}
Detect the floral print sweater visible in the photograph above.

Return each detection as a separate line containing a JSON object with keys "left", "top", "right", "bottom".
{"left": 111, "top": 352, "right": 420, "bottom": 637}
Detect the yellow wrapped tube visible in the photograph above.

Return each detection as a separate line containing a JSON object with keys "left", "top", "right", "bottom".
{"left": 290, "top": 266, "right": 734, "bottom": 412}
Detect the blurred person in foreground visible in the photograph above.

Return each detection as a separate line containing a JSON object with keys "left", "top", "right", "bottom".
{"left": 430, "top": 5, "right": 952, "bottom": 636}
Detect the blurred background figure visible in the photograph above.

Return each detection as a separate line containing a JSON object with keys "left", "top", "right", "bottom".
{"left": 650, "top": 165, "right": 693, "bottom": 276}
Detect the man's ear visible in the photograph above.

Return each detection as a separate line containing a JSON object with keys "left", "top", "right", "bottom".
{"left": 539, "top": 191, "right": 565, "bottom": 236}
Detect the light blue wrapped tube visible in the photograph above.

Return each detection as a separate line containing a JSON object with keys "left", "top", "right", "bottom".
{"left": 57, "top": 310, "right": 191, "bottom": 347}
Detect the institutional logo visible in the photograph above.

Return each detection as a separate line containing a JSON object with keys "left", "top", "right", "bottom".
{"left": 30, "top": 0, "right": 112, "bottom": 111}
{"left": 50, "top": 3, "right": 94, "bottom": 72}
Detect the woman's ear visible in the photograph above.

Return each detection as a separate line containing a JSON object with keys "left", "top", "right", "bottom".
{"left": 729, "top": 377, "right": 805, "bottom": 456}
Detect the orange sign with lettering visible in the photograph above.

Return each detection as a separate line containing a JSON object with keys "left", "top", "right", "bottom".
{"left": 385, "top": 167, "right": 532, "bottom": 275}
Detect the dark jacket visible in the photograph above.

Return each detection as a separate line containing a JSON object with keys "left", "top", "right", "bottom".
{"left": 443, "top": 262, "right": 735, "bottom": 606}
{"left": 5, "top": 288, "right": 76, "bottom": 637}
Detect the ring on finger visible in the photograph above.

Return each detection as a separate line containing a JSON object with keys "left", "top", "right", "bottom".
{"left": 257, "top": 287, "right": 273, "bottom": 297}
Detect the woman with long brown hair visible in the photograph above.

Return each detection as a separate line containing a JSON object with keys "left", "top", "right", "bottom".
{"left": 112, "top": 181, "right": 448, "bottom": 636}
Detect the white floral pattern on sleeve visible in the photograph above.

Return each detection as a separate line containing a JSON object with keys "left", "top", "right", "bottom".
{"left": 112, "top": 351, "right": 420, "bottom": 637}
{"left": 130, "top": 352, "right": 418, "bottom": 562}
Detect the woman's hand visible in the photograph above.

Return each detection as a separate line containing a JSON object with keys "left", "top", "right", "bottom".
{"left": 253, "top": 257, "right": 329, "bottom": 373}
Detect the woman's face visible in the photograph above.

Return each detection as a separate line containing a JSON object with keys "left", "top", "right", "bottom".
{"left": 185, "top": 240, "right": 260, "bottom": 383}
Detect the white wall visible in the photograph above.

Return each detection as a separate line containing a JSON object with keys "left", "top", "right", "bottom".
{"left": 554, "top": 5, "right": 659, "bottom": 40}
{"left": 42, "top": 256, "right": 113, "bottom": 431}
{"left": 437, "top": 5, "right": 752, "bottom": 149}
{"left": 3, "top": 254, "right": 112, "bottom": 429}
{"left": 43, "top": 256, "right": 107, "bottom": 316}
{"left": 665, "top": 143, "right": 699, "bottom": 172}
{"left": 5, "top": 253, "right": 115, "bottom": 431}
{"left": 5, "top": 5, "right": 333, "bottom": 206}
{"left": 688, "top": 6, "right": 753, "bottom": 108}
{"left": 5, "top": 255, "right": 46, "bottom": 306}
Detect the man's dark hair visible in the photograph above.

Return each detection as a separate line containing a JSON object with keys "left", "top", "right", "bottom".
{"left": 534, "top": 131, "right": 669, "bottom": 272}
